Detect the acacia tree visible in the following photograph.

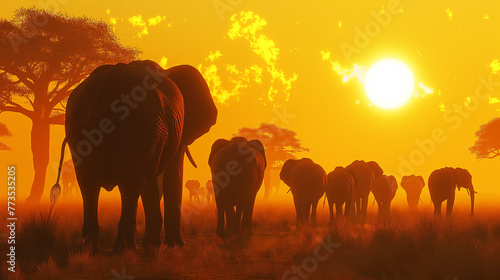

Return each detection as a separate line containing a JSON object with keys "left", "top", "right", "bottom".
{"left": 0, "top": 122, "right": 12, "bottom": 151}
{"left": 470, "top": 117, "right": 500, "bottom": 159}
{"left": 0, "top": 8, "right": 139, "bottom": 203}
{"left": 236, "top": 123, "right": 309, "bottom": 199}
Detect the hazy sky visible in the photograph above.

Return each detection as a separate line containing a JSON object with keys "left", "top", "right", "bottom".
{"left": 1, "top": 0, "right": 500, "bottom": 207}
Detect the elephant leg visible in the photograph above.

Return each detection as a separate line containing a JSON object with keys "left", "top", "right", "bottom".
{"left": 114, "top": 185, "right": 141, "bottom": 252}
{"left": 433, "top": 200, "right": 442, "bottom": 216}
{"left": 163, "top": 146, "right": 185, "bottom": 247}
{"left": 355, "top": 197, "right": 361, "bottom": 218}
{"left": 242, "top": 198, "right": 256, "bottom": 236}
{"left": 141, "top": 177, "right": 162, "bottom": 247}
{"left": 225, "top": 206, "right": 236, "bottom": 238}
{"left": 294, "top": 199, "right": 305, "bottom": 227}
{"left": 328, "top": 201, "right": 334, "bottom": 224}
{"left": 216, "top": 207, "right": 225, "bottom": 237}
{"left": 345, "top": 198, "right": 352, "bottom": 218}
{"left": 335, "top": 203, "right": 343, "bottom": 221}
{"left": 446, "top": 194, "right": 455, "bottom": 218}
{"left": 234, "top": 204, "right": 243, "bottom": 235}
{"left": 361, "top": 195, "right": 369, "bottom": 222}
{"left": 80, "top": 180, "right": 100, "bottom": 253}
{"left": 311, "top": 200, "right": 318, "bottom": 227}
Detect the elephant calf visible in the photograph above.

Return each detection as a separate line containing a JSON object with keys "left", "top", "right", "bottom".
{"left": 208, "top": 137, "right": 266, "bottom": 237}
{"left": 280, "top": 158, "right": 326, "bottom": 227}
{"left": 371, "top": 175, "right": 398, "bottom": 219}
{"left": 401, "top": 175, "right": 425, "bottom": 211}
{"left": 326, "top": 166, "right": 354, "bottom": 223}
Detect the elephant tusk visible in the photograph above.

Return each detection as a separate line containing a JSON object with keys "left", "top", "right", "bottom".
{"left": 185, "top": 146, "right": 197, "bottom": 168}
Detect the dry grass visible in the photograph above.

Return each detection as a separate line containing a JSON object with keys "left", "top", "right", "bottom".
{"left": 1, "top": 198, "right": 499, "bottom": 279}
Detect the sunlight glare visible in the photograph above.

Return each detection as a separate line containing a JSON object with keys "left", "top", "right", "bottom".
{"left": 363, "top": 58, "right": 415, "bottom": 109}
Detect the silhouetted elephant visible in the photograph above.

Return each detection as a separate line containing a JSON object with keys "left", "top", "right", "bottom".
{"left": 371, "top": 175, "right": 398, "bottom": 219}
{"left": 280, "top": 158, "right": 326, "bottom": 226}
{"left": 345, "top": 160, "right": 381, "bottom": 222}
{"left": 367, "top": 161, "right": 383, "bottom": 178}
{"left": 401, "top": 175, "right": 425, "bottom": 211}
{"left": 326, "top": 166, "right": 354, "bottom": 223}
{"left": 428, "top": 167, "right": 475, "bottom": 217}
{"left": 185, "top": 180, "right": 201, "bottom": 203}
{"left": 54, "top": 60, "right": 217, "bottom": 252}
{"left": 206, "top": 180, "right": 215, "bottom": 202}
{"left": 208, "top": 137, "right": 266, "bottom": 237}
{"left": 61, "top": 159, "right": 78, "bottom": 197}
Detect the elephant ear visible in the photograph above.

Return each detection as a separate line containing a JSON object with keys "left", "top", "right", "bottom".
{"left": 417, "top": 176, "right": 425, "bottom": 188}
{"left": 280, "top": 159, "right": 297, "bottom": 186}
{"left": 208, "top": 139, "right": 230, "bottom": 167}
{"left": 401, "top": 176, "right": 408, "bottom": 190}
{"left": 248, "top": 139, "right": 267, "bottom": 168}
{"left": 389, "top": 175, "right": 398, "bottom": 190}
{"left": 367, "top": 161, "right": 384, "bottom": 179}
{"left": 164, "top": 65, "right": 218, "bottom": 145}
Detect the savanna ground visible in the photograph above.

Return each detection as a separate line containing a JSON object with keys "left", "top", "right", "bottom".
{"left": 1, "top": 196, "right": 500, "bottom": 280}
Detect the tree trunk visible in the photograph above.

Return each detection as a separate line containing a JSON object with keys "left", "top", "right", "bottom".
{"left": 26, "top": 118, "right": 50, "bottom": 203}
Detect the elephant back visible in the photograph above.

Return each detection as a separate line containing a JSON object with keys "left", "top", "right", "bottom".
{"left": 372, "top": 175, "right": 397, "bottom": 203}
{"left": 285, "top": 158, "right": 326, "bottom": 202}
{"left": 401, "top": 175, "right": 425, "bottom": 196}
{"left": 326, "top": 167, "right": 354, "bottom": 199}
{"left": 66, "top": 62, "right": 184, "bottom": 187}
{"left": 208, "top": 137, "right": 266, "bottom": 203}
{"left": 428, "top": 167, "right": 456, "bottom": 201}
{"left": 345, "top": 160, "right": 374, "bottom": 197}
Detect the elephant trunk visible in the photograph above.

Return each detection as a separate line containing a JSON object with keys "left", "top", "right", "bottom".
{"left": 470, "top": 186, "right": 475, "bottom": 217}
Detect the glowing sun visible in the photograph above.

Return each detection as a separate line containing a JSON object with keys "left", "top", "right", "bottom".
{"left": 364, "top": 59, "right": 415, "bottom": 109}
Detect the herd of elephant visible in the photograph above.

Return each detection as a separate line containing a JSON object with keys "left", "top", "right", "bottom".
{"left": 51, "top": 60, "right": 476, "bottom": 253}
{"left": 279, "top": 159, "right": 475, "bottom": 226}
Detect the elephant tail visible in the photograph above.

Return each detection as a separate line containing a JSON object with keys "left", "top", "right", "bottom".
{"left": 50, "top": 137, "right": 67, "bottom": 208}
{"left": 185, "top": 146, "right": 197, "bottom": 168}
{"left": 323, "top": 193, "right": 327, "bottom": 209}
{"left": 419, "top": 198, "right": 425, "bottom": 204}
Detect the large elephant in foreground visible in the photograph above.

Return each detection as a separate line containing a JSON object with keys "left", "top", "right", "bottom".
{"left": 371, "top": 175, "right": 398, "bottom": 219}
{"left": 428, "top": 167, "right": 475, "bottom": 217}
{"left": 208, "top": 137, "right": 266, "bottom": 237}
{"left": 345, "top": 160, "right": 381, "bottom": 222}
{"left": 326, "top": 166, "right": 354, "bottom": 223}
{"left": 401, "top": 175, "right": 425, "bottom": 211}
{"left": 54, "top": 60, "right": 217, "bottom": 252}
{"left": 280, "top": 158, "right": 326, "bottom": 226}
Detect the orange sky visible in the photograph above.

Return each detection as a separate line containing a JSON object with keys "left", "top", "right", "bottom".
{"left": 1, "top": 0, "right": 500, "bottom": 208}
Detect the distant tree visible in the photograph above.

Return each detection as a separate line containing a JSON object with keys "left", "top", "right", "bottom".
{"left": 0, "top": 122, "right": 12, "bottom": 151}
{"left": 470, "top": 117, "right": 500, "bottom": 159}
{"left": 236, "top": 123, "right": 309, "bottom": 199}
{"left": 0, "top": 8, "right": 139, "bottom": 203}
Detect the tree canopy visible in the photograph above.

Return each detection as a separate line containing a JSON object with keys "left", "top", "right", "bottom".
{"left": 0, "top": 7, "right": 139, "bottom": 202}
{"left": 0, "top": 7, "right": 139, "bottom": 121}
{"left": 0, "top": 122, "right": 12, "bottom": 151}
{"left": 470, "top": 117, "right": 500, "bottom": 159}
{"left": 236, "top": 123, "right": 309, "bottom": 168}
